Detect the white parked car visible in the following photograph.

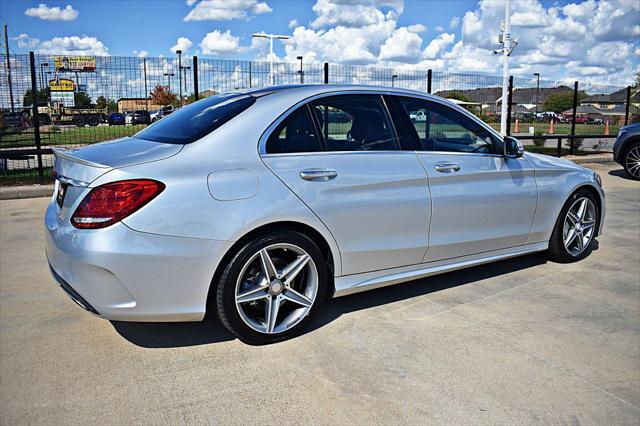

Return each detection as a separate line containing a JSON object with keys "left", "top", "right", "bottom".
{"left": 45, "top": 85, "right": 605, "bottom": 344}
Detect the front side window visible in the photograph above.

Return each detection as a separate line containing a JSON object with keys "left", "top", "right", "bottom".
{"left": 399, "top": 97, "right": 497, "bottom": 154}
{"left": 134, "top": 93, "right": 255, "bottom": 144}
{"left": 311, "top": 95, "right": 399, "bottom": 152}
{"left": 265, "top": 106, "right": 321, "bottom": 154}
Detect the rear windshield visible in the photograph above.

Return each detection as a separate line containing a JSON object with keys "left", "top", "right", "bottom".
{"left": 134, "top": 93, "right": 256, "bottom": 144}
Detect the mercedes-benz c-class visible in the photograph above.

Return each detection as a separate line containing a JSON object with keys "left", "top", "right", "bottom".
{"left": 45, "top": 85, "right": 605, "bottom": 344}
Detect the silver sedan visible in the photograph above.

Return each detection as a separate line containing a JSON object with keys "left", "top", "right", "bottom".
{"left": 45, "top": 85, "right": 605, "bottom": 344}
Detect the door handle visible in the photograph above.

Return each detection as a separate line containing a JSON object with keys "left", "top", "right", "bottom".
{"left": 434, "top": 162, "right": 461, "bottom": 173}
{"left": 300, "top": 169, "right": 338, "bottom": 181}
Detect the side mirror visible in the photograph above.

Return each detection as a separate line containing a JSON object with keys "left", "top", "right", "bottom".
{"left": 504, "top": 136, "right": 524, "bottom": 159}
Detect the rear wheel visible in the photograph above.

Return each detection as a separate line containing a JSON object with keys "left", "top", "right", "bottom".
{"left": 74, "top": 115, "right": 86, "bottom": 127}
{"left": 548, "top": 189, "right": 598, "bottom": 262}
{"left": 216, "top": 231, "right": 327, "bottom": 345}
{"left": 623, "top": 141, "right": 640, "bottom": 180}
{"left": 88, "top": 115, "right": 99, "bottom": 126}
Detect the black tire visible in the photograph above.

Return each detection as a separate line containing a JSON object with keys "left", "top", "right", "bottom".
{"left": 548, "top": 189, "right": 598, "bottom": 263}
{"left": 88, "top": 115, "right": 99, "bottom": 126}
{"left": 216, "top": 230, "right": 328, "bottom": 345}
{"left": 622, "top": 141, "right": 640, "bottom": 180}
{"left": 74, "top": 115, "right": 86, "bottom": 127}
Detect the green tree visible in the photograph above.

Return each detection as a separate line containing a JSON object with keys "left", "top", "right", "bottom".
{"left": 96, "top": 95, "right": 108, "bottom": 109}
{"left": 543, "top": 91, "right": 587, "bottom": 113}
{"left": 74, "top": 91, "right": 93, "bottom": 108}
{"left": 22, "top": 88, "right": 50, "bottom": 107}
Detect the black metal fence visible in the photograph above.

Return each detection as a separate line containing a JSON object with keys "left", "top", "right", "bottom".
{"left": 1, "top": 52, "right": 638, "bottom": 185}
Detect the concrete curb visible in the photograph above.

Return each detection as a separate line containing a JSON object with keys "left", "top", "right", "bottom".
{"left": 0, "top": 185, "right": 54, "bottom": 200}
{"left": 565, "top": 154, "right": 614, "bottom": 165}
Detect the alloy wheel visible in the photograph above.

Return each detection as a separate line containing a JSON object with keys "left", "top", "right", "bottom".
{"left": 625, "top": 145, "right": 640, "bottom": 178}
{"left": 562, "top": 197, "right": 597, "bottom": 256}
{"left": 234, "top": 243, "right": 318, "bottom": 334}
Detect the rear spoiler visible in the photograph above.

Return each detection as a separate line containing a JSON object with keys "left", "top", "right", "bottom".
{"left": 52, "top": 148, "right": 110, "bottom": 169}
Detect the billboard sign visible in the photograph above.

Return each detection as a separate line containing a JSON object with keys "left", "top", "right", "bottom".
{"left": 51, "top": 92, "right": 75, "bottom": 107}
{"left": 49, "top": 78, "right": 75, "bottom": 92}
{"left": 54, "top": 56, "right": 96, "bottom": 72}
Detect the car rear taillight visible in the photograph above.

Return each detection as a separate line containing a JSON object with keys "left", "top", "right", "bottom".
{"left": 71, "top": 179, "right": 165, "bottom": 229}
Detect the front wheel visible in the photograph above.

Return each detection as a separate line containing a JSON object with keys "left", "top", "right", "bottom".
{"left": 623, "top": 141, "right": 640, "bottom": 180}
{"left": 216, "top": 231, "right": 328, "bottom": 344}
{"left": 548, "top": 189, "right": 599, "bottom": 263}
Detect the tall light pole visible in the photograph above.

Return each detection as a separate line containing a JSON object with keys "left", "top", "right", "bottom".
{"left": 176, "top": 49, "right": 183, "bottom": 103}
{"left": 533, "top": 72, "right": 540, "bottom": 115}
{"left": 164, "top": 72, "right": 174, "bottom": 91}
{"left": 297, "top": 56, "right": 304, "bottom": 84}
{"left": 392, "top": 74, "right": 398, "bottom": 87}
{"left": 494, "top": 0, "right": 517, "bottom": 136}
{"left": 181, "top": 66, "right": 191, "bottom": 101}
{"left": 251, "top": 32, "right": 290, "bottom": 86}
{"left": 40, "top": 62, "right": 49, "bottom": 92}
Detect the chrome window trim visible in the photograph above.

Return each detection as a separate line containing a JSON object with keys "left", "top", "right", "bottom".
{"left": 259, "top": 88, "right": 506, "bottom": 157}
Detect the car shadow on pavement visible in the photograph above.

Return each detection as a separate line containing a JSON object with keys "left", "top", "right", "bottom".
{"left": 111, "top": 252, "right": 549, "bottom": 348}
{"left": 608, "top": 169, "right": 635, "bottom": 181}
{"left": 306, "top": 252, "right": 549, "bottom": 334}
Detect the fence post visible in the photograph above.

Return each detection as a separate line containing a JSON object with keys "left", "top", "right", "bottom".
{"left": 427, "top": 69, "right": 432, "bottom": 94}
{"left": 193, "top": 56, "right": 199, "bottom": 101}
{"left": 29, "top": 51, "right": 44, "bottom": 184}
{"left": 624, "top": 85, "right": 631, "bottom": 126}
{"left": 143, "top": 58, "right": 148, "bottom": 110}
{"left": 570, "top": 81, "right": 579, "bottom": 155}
{"left": 506, "top": 75, "right": 514, "bottom": 136}
{"left": 323, "top": 63, "right": 329, "bottom": 84}
{"left": 557, "top": 136, "right": 562, "bottom": 157}
{"left": 248, "top": 62, "right": 252, "bottom": 88}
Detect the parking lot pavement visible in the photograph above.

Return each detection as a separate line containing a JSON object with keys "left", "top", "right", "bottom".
{"left": 0, "top": 162, "right": 638, "bottom": 425}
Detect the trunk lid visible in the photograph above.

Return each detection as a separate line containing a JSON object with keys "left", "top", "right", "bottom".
{"left": 53, "top": 137, "right": 182, "bottom": 185}
{"left": 52, "top": 137, "right": 182, "bottom": 219}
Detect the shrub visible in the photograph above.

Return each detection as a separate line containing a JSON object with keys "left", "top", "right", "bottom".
{"left": 532, "top": 130, "right": 546, "bottom": 148}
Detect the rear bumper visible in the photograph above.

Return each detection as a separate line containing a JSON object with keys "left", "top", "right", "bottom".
{"left": 45, "top": 200, "right": 232, "bottom": 322}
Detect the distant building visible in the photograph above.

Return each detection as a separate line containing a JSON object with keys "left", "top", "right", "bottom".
{"left": 580, "top": 87, "right": 639, "bottom": 110}
{"left": 117, "top": 98, "right": 165, "bottom": 113}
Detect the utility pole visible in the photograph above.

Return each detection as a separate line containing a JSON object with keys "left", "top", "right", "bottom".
{"left": 297, "top": 56, "right": 304, "bottom": 84}
{"left": 143, "top": 58, "right": 148, "bottom": 110}
{"left": 533, "top": 72, "right": 540, "bottom": 116}
{"left": 4, "top": 24, "right": 15, "bottom": 112}
{"left": 494, "top": 0, "right": 518, "bottom": 136}
{"left": 164, "top": 72, "right": 174, "bottom": 91}
{"left": 251, "top": 32, "right": 290, "bottom": 86}
{"left": 176, "top": 49, "right": 183, "bottom": 104}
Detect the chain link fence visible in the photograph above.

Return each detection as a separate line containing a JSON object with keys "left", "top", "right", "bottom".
{"left": 1, "top": 52, "right": 638, "bottom": 185}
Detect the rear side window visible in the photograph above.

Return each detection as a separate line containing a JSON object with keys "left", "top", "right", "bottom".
{"left": 134, "top": 94, "right": 255, "bottom": 144}
{"left": 311, "top": 95, "right": 399, "bottom": 152}
{"left": 266, "top": 106, "right": 321, "bottom": 154}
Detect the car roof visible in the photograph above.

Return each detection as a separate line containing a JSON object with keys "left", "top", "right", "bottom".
{"left": 239, "top": 84, "right": 437, "bottom": 100}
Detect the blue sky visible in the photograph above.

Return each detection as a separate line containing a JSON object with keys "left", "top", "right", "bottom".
{"left": 1, "top": 0, "right": 639, "bottom": 85}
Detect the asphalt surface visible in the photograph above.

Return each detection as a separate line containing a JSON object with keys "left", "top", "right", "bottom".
{"left": 0, "top": 162, "right": 638, "bottom": 425}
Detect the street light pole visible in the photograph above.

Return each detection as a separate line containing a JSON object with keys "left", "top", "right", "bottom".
{"left": 297, "top": 56, "right": 304, "bottom": 84}
{"left": 251, "top": 32, "right": 290, "bottom": 86}
{"left": 494, "top": 0, "right": 517, "bottom": 136}
{"left": 533, "top": 72, "right": 540, "bottom": 115}
{"left": 176, "top": 49, "right": 183, "bottom": 104}
{"left": 40, "top": 62, "right": 49, "bottom": 92}
{"left": 164, "top": 72, "right": 174, "bottom": 91}
{"left": 392, "top": 74, "right": 398, "bottom": 87}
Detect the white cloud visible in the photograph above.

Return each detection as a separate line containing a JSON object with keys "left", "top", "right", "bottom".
{"left": 449, "top": 16, "right": 460, "bottom": 29}
{"left": 289, "top": 19, "right": 299, "bottom": 28}
{"left": 184, "top": 0, "right": 272, "bottom": 21}
{"left": 379, "top": 27, "right": 424, "bottom": 63}
{"left": 310, "top": 0, "right": 402, "bottom": 28}
{"left": 200, "top": 30, "right": 242, "bottom": 55}
{"left": 252, "top": 2, "right": 272, "bottom": 14}
{"left": 423, "top": 33, "right": 455, "bottom": 60}
{"left": 25, "top": 3, "right": 78, "bottom": 21}
{"left": 13, "top": 34, "right": 40, "bottom": 49}
{"left": 186, "top": 0, "right": 197, "bottom": 5}
{"left": 171, "top": 37, "right": 193, "bottom": 53}
{"left": 133, "top": 50, "right": 149, "bottom": 58}
{"left": 407, "top": 24, "right": 426, "bottom": 33}
{"left": 37, "top": 36, "right": 109, "bottom": 56}
{"left": 435, "top": 26, "right": 444, "bottom": 33}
